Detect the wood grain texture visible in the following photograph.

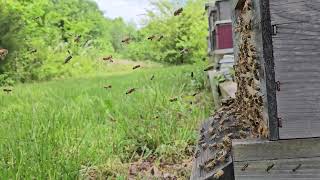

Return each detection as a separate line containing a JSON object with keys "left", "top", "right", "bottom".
{"left": 255, "top": 0, "right": 279, "bottom": 140}
{"left": 191, "top": 119, "right": 235, "bottom": 180}
{"left": 234, "top": 157, "right": 320, "bottom": 180}
{"left": 270, "top": 0, "right": 320, "bottom": 139}
{"left": 232, "top": 138, "right": 320, "bottom": 162}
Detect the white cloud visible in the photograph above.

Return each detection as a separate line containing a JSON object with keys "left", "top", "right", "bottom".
{"left": 94, "top": 0, "right": 151, "bottom": 25}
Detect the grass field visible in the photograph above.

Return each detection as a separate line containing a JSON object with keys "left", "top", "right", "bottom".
{"left": 0, "top": 64, "right": 214, "bottom": 179}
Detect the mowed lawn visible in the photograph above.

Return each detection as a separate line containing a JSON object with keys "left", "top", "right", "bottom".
{"left": 0, "top": 65, "right": 213, "bottom": 179}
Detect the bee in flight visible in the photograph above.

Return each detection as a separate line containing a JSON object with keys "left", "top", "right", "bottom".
{"left": 3, "top": 88, "right": 13, "bottom": 94}
{"left": 174, "top": 8, "right": 183, "bottom": 16}
{"left": 169, "top": 97, "right": 178, "bottom": 102}
{"left": 64, "top": 50, "right": 73, "bottom": 64}
{"left": 104, "top": 85, "right": 112, "bottom": 89}
{"left": 0, "top": 48, "right": 8, "bottom": 61}
{"left": 121, "top": 37, "right": 131, "bottom": 44}
{"left": 133, "top": 65, "right": 141, "bottom": 70}
{"left": 103, "top": 55, "right": 113, "bottom": 62}
{"left": 204, "top": 65, "right": 214, "bottom": 71}
{"left": 158, "top": 35, "right": 164, "bottom": 41}
{"left": 126, "top": 88, "right": 136, "bottom": 95}
{"left": 147, "top": 35, "right": 156, "bottom": 41}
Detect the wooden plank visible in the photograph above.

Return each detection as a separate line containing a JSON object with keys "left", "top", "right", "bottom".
{"left": 232, "top": 138, "right": 320, "bottom": 162}
{"left": 252, "top": 0, "right": 278, "bottom": 140}
{"left": 234, "top": 157, "right": 320, "bottom": 180}
{"left": 270, "top": 0, "right": 320, "bottom": 139}
{"left": 191, "top": 118, "right": 235, "bottom": 180}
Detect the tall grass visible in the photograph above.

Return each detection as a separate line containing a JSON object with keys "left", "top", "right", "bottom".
{"left": 0, "top": 65, "right": 213, "bottom": 179}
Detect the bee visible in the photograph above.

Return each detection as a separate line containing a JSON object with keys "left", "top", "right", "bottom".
{"left": 292, "top": 164, "right": 302, "bottom": 172}
{"left": 174, "top": 8, "right": 183, "bottom": 16}
{"left": 266, "top": 163, "right": 275, "bottom": 173}
{"left": 200, "top": 127, "right": 205, "bottom": 133}
{"left": 192, "top": 92, "right": 199, "bottom": 97}
{"left": 150, "top": 75, "right": 155, "bottom": 81}
{"left": 126, "top": 88, "right": 136, "bottom": 95}
{"left": 109, "top": 116, "right": 116, "bottom": 123}
{"left": 203, "top": 65, "right": 214, "bottom": 71}
{"left": 191, "top": 72, "right": 194, "bottom": 78}
{"left": 169, "top": 97, "right": 178, "bottom": 102}
{"left": 194, "top": 149, "right": 200, "bottom": 158}
{"left": 64, "top": 55, "right": 73, "bottom": 64}
{"left": 3, "top": 88, "right": 13, "bottom": 93}
{"left": 132, "top": 65, "right": 141, "bottom": 70}
{"left": 243, "top": 0, "right": 252, "bottom": 11}
{"left": 147, "top": 35, "right": 156, "bottom": 41}
{"left": 64, "top": 50, "right": 73, "bottom": 64}
{"left": 121, "top": 37, "right": 131, "bottom": 44}
{"left": 158, "top": 35, "right": 164, "bottom": 41}
{"left": 213, "top": 169, "right": 224, "bottom": 179}
{"left": 201, "top": 143, "right": 208, "bottom": 149}
{"left": 29, "top": 48, "right": 37, "bottom": 53}
{"left": 241, "top": 163, "right": 249, "bottom": 171}
{"left": 180, "top": 48, "right": 189, "bottom": 55}
{"left": 74, "top": 35, "right": 81, "bottom": 43}
{"left": 104, "top": 85, "right": 112, "bottom": 89}
{"left": 207, "top": 127, "right": 215, "bottom": 136}
{"left": 209, "top": 143, "right": 217, "bottom": 150}
{"left": 0, "top": 48, "right": 8, "bottom": 60}
{"left": 204, "top": 159, "right": 217, "bottom": 171}
{"left": 103, "top": 55, "right": 113, "bottom": 61}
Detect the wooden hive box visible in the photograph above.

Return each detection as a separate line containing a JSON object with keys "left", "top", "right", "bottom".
{"left": 231, "top": 0, "right": 320, "bottom": 179}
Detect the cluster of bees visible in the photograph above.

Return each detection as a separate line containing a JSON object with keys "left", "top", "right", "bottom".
{"left": 195, "top": 99, "right": 251, "bottom": 178}
{"left": 194, "top": 0, "right": 268, "bottom": 178}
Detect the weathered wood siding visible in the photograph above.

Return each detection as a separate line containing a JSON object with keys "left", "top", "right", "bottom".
{"left": 232, "top": 138, "right": 320, "bottom": 180}
{"left": 217, "top": 0, "right": 232, "bottom": 21}
{"left": 270, "top": 0, "right": 320, "bottom": 139}
{"left": 231, "top": 0, "right": 278, "bottom": 140}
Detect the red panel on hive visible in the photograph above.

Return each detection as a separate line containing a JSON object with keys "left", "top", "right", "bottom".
{"left": 216, "top": 23, "right": 233, "bottom": 49}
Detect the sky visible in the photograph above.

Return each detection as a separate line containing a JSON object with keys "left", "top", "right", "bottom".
{"left": 94, "top": 0, "right": 151, "bottom": 26}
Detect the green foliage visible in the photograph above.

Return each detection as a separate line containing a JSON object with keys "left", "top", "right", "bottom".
{"left": 0, "top": 65, "right": 213, "bottom": 179}
{"left": 123, "top": 0, "right": 208, "bottom": 64}
{"left": 0, "top": 0, "right": 133, "bottom": 85}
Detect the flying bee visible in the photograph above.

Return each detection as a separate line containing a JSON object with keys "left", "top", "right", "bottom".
{"left": 132, "top": 65, "right": 141, "bottom": 70}
{"left": 213, "top": 169, "right": 224, "bottom": 179}
{"left": 104, "top": 85, "right": 112, "bottom": 89}
{"left": 64, "top": 55, "right": 73, "bottom": 64}
{"left": 0, "top": 48, "right": 8, "bottom": 60}
{"left": 126, "top": 88, "right": 136, "bottom": 95}
{"left": 191, "top": 71, "right": 194, "bottom": 78}
{"left": 64, "top": 50, "right": 73, "bottom": 64}
{"left": 203, "top": 65, "right": 214, "bottom": 71}
{"left": 147, "top": 35, "right": 156, "bottom": 41}
{"left": 29, "top": 48, "right": 37, "bottom": 53}
{"left": 169, "top": 97, "right": 178, "bottom": 102}
{"left": 150, "top": 75, "right": 155, "bottom": 80}
{"left": 192, "top": 92, "right": 199, "bottom": 97}
{"left": 174, "top": 8, "right": 183, "bottom": 16}
{"left": 158, "top": 35, "right": 164, "bottom": 41}
{"left": 3, "top": 88, "right": 13, "bottom": 93}
{"left": 180, "top": 48, "right": 189, "bottom": 55}
{"left": 121, "top": 37, "right": 131, "bottom": 44}
{"left": 103, "top": 55, "right": 113, "bottom": 61}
